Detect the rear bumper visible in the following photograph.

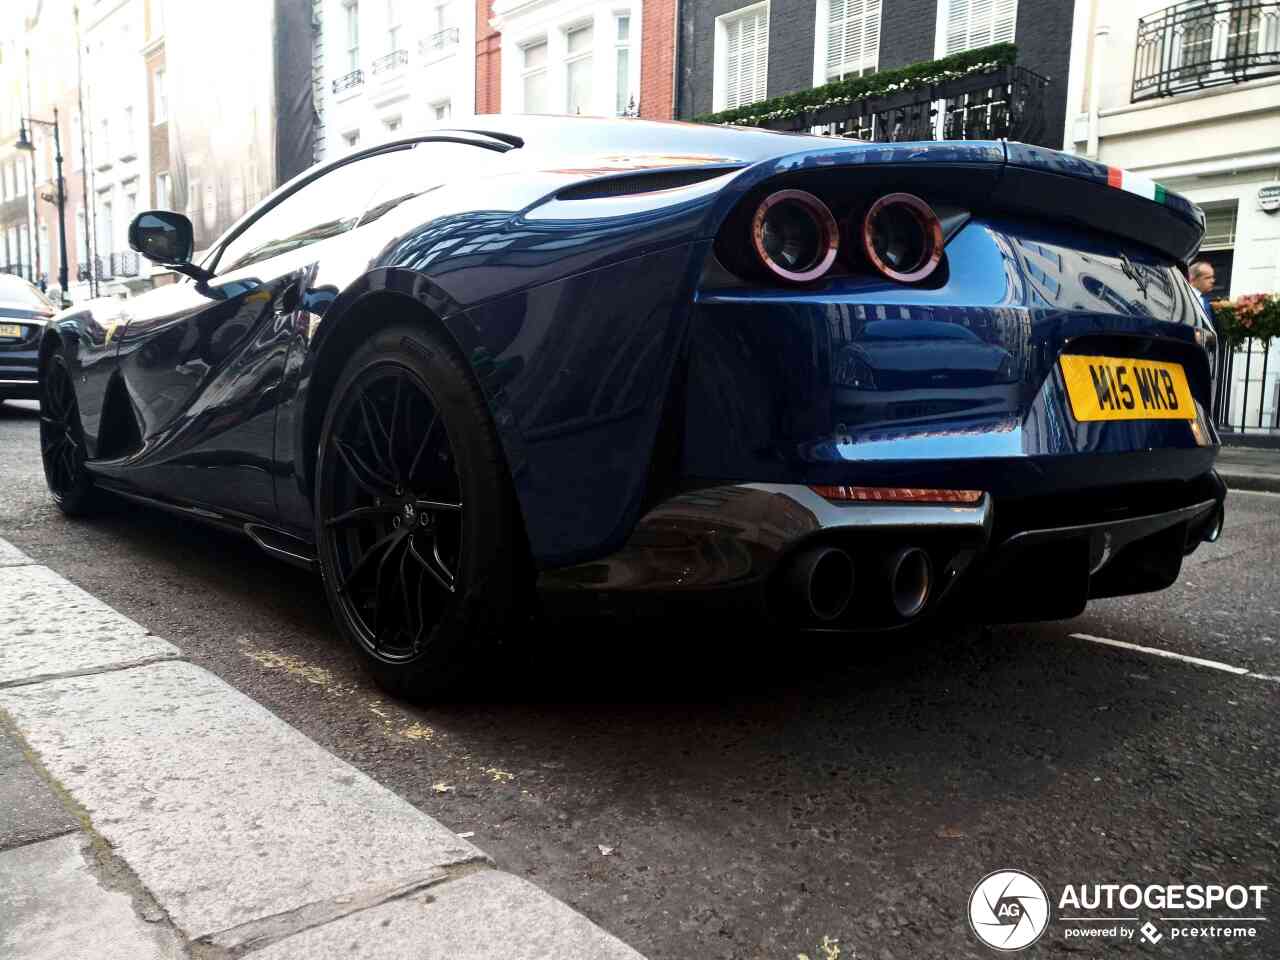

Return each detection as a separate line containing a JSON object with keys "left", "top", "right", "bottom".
{"left": 540, "top": 470, "right": 1226, "bottom": 626}
{"left": 0, "top": 376, "right": 39, "bottom": 400}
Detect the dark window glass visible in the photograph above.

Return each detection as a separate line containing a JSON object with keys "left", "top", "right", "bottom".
{"left": 216, "top": 149, "right": 409, "bottom": 273}
{"left": 358, "top": 141, "right": 506, "bottom": 226}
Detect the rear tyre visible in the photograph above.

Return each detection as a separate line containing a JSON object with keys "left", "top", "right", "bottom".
{"left": 315, "top": 322, "right": 524, "bottom": 701}
{"left": 40, "top": 348, "right": 97, "bottom": 515}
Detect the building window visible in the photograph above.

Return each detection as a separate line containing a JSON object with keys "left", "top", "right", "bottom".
{"left": 343, "top": 129, "right": 360, "bottom": 148}
{"left": 153, "top": 68, "right": 166, "bottom": 123}
{"left": 1201, "top": 201, "right": 1238, "bottom": 250}
{"left": 344, "top": 1, "right": 360, "bottom": 73}
{"left": 124, "top": 190, "right": 137, "bottom": 229}
{"left": 387, "top": 0, "right": 401, "bottom": 51}
{"left": 384, "top": 116, "right": 402, "bottom": 133}
{"left": 156, "top": 172, "right": 171, "bottom": 209}
{"left": 939, "top": 0, "right": 1016, "bottom": 57}
{"left": 123, "top": 106, "right": 134, "bottom": 157}
{"left": 99, "top": 199, "right": 113, "bottom": 255}
{"left": 565, "top": 23, "right": 594, "bottom": 114}
{"left": 99, "top": 118, "right": 110, "bottom": 164}
{"left": 714, "top": 3, "right": 770, "bottom": 112}
{"left": 432, "top": 100, "right": 452, "bottom": 120}
{"left": 75, "top": 207, "right": 89, "bottom": 264}
{"left": 615, "top": 15, "right": 632, "bottom": 115}
{"left": 823, "top": 0, "right": 881, "bottom": 81}
{"left": 522, "top": 39, "right": 548, "bottom": 113}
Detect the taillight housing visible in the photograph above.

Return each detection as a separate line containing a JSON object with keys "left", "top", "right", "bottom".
{"left": 860, "top": 192, "right": 944, "bottom": 283}
{"left": 750, "top": 189, "right": 839, "bottom": 284}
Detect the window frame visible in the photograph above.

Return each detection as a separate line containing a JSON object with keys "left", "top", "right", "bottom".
{"left": 205, "top": 136, "right": 515, "bottom": 276}
{"left": 153, "top": 67, "right": 167, "bottom": 124}
{"left": 615, "top": 13, "right": 632, "bottom": 115}
{"left": 520, "top": 36, "right": 550, "bottom": 113}
{"left": 934, "top": 0, "right": 1018, "bottom": 59}
{"left": 813, "top": 0, "right": 881, "bottom": 85}
{"left": 563, "top": 21, "right": 595, "bottom": 115}
{"left": 713, "top": 1, "right": 770, "bottom": 113}
{"left": 344, "top": 0, "right": 360, "bottom": 73}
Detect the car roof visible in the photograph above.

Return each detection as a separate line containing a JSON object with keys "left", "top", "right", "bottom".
{"left": 0, "top": 274, "right": 55, "bottom": 314}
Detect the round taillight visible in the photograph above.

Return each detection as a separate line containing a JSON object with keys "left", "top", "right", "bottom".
{"left": 751, "top": 189, "right": 839, "bottom": 283}
{"left": 861, "top": 193, "right": 944, "bottom": 283}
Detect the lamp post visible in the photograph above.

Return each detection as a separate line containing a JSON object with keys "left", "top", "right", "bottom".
{"left": 15, "top": 107, "right": 69, "bottom": 301}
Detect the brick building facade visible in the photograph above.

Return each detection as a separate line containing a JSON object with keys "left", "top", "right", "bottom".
{"left": 675, "top": 0, "right": 1073, "bottom": 149}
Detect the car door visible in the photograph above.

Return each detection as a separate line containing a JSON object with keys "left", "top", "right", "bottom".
{"left": 111, "top": 148, "right": 408, "bottom": 520}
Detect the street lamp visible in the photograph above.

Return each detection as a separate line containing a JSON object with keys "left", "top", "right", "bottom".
{"left": 15, "top": 107, "right": 69, "bottom": 301}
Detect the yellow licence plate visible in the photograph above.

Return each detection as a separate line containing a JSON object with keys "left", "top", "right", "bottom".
{"left": 0, "top": 323, "right": 23, "bottom": 339}
{"left": 1060, "top": 354, "right": 1195, "bottom": 422}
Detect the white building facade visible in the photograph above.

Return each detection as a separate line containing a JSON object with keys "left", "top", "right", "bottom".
{"left": 491, "top": 0, "right": 643, "bottom": 118}
{"left": 83, "top": 0, "right": 153, "bottom": 296}
{"left": 315, "top": 0, "right": 478, "bottom": 162}
{"left": 1064, "top": 0, "right": 1280, "bottom": 431}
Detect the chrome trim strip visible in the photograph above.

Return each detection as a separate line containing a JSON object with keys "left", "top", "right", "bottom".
{"left": 0, "top": 378, "right": 39, "bottom": 385}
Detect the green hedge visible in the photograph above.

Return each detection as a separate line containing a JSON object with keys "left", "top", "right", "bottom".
{"left": 693, "top": 43, "right": 1019, "bottom": 127}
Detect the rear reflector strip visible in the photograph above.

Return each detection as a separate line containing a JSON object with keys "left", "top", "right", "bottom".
{"left": 810, "top": 486, "right": 984, "bottom": 504}
{"left": 1106, "top": 166, "right": 1166, "bottom": 205}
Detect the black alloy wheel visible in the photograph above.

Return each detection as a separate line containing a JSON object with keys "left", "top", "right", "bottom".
{"left": 316, "top": 322, "right": 524, "bottom": 699}
{"left": 40, "top": 349, "right": 96, "bottom": 514}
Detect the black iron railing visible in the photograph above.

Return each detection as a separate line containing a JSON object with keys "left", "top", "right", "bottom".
{"left": 422, "top": 28, "right": 460, "bottom": 54}
{"left": 108, "top": 251, "right": 140, "bottom": 277}
{"left": 1133, "top": 0, "right": 1280, "bottom": 100}
{"left": 0, "top": 263, "right": 33, "bottom": 281}
{"left": 95, "top": 254, "right": 112, "bottom": 279}
{"left": 371, "top": 50, "right": 408, "bottom": 74}
{"left": 332, "top": 69, "right": 364, "bottom": 93}
{"left": 76, "top": 262, "right": 91, "bottom": 282}
{"left": 1214, "top": 337, "right": 1280, "bottom": 432}
{"left": 755, "top": 65, "right": 1050, "bottom": 146}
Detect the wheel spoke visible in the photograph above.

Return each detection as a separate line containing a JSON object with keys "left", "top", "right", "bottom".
{"left": 408, "top": 535, "right": 455, "bottom": 594}
{"left": 397, "top": 541, "right": 415, "bottom": 636}
{"left": 371, "top": 530, "right": 405, "bottom": 642}
{"left": 325, "top": 504, "right": 398, "bottom": 528}
{"left": 335, "top": 438, "right": 395, "bottom": 497}
{"left": 338, "top": 528, "right": 403, "bottom": 595}
{"left": 358, "top": 392, "right": 396, "bottom": 484}
{"left": 407, "top": 412, "right": 438, "bottom": 483}
{"left": 387, "top": 377, "right": 402, "bottom": 480}
{"left": 416, "top": 498, "right": 462, "bottom": 514}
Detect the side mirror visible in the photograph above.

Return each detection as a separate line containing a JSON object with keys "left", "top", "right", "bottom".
{"left": 128, "top": 211, "right": 211, "bottom": 282}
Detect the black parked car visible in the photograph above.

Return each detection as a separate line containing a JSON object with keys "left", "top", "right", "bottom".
{"left": 0, "top": 275, "right": 56, "bottom": 405}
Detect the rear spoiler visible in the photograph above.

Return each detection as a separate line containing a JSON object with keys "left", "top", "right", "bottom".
{"left": 999, "top": 143, "right": 1204, "bottom": 265}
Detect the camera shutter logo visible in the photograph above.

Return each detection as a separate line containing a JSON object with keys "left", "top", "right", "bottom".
{"left": 968, "top": 869, "right": 1050, "bottom": 951}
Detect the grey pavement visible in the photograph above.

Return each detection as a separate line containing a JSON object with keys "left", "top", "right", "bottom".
{"left": 1216, "top": 442, "right": 1280, "bottom": 492}
{"left": 0, "top": 528, "right": 645, "bottom": 958}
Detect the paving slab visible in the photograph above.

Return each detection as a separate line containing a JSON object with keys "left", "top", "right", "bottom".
{"left": 0, "top": 563, "right": 180, "bottom": 686}
{"left": 0, "top": 727, "right": 78, "bottom": 849}
{"left": 255, "top": 870, "right": 645, "bottom": 960}
{"left": 0, "top": 833, "right": 187, "bottom": 960}
{"left": 0, "top": 538, "right": 32, "bottom": 567}
{"left": 0, "top": 660, "right": 486, "bottom": 941}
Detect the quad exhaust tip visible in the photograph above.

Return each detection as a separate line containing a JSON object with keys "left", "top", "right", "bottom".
{"left": 886, "top": 546, "right": 932, "bottom": 619}
{"left": 789, "top": 546, "right": 855, "bottom": 622}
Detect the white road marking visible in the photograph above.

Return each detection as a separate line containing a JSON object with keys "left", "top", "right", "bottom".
{"left": 1069, "top": 633, "right": 1280, "bottom": 684}
{"left": 1228, "top": 488, "right": 1280, "bottom": 499}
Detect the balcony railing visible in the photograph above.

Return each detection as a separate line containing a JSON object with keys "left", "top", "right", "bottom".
{"left": 371, "top": 49, "right": 408, "bottom": 74}
{"left": 422, "top": 28, "right": 460, "bottom": 55}
{"left": 332, "top": 68, "right": 364, "bottom": 94}
{"left": 755, "top": 64, "right": 1050, "bottom": 147}
{"left": 1133, "top": 0, "right": 1280, "bottom": 100}
{"left": 109, "top": 251, "right": 140, "bottom": 278}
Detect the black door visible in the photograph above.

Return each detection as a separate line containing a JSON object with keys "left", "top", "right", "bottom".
{"left": 111, "top": 149, "right": 408, "bottom": 520}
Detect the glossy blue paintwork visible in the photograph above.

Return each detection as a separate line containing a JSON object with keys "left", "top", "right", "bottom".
{"left": 40, "top": 116, "right": 1217, "bottom": 571}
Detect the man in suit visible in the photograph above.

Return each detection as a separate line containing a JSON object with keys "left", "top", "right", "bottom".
{"left": 1189, "top": 261, "right": 1217, "bottom": 319}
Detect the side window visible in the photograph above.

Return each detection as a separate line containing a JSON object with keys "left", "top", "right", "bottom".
{"left": 358, "top": 141, "right": 507, "bottom": 226}
{"left": 216, "top": 149, "right": 408, "bottom": 273}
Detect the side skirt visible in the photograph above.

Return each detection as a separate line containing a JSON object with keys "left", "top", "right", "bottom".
{"left": 92, "top": 479, "right": 318, "bottom": 572}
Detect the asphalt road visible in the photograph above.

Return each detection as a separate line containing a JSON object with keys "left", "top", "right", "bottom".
{"left": 2, "top": 397, "right": 1277, "bottom": 959}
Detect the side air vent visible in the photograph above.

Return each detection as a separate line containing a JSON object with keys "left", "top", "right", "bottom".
{"left": 557, "top": 167, "right": 741, "bottom": 201}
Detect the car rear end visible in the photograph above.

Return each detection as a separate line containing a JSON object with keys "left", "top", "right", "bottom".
{"left": 658, "top": 139, "right": 1224, "bottom": 626}
{"left": 0, "top": 277, "right": 55, "bottom": 401}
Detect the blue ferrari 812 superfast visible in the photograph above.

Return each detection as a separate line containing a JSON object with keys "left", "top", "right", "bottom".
{"left": 38, "top": 116, "right": 1226, "bottom": 698}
